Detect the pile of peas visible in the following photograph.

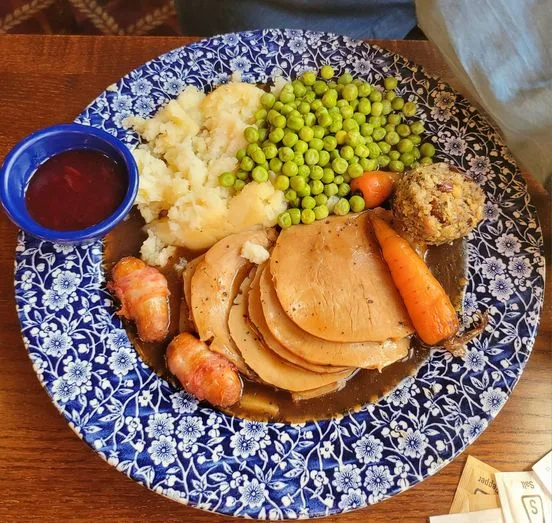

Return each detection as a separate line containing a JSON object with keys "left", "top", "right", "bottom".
{"left": 218, "top": 65, "right": 436, "bottom": 227}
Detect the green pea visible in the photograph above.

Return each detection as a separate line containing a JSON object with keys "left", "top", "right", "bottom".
{"left": 384, "top": 76, "right": 398, "bottom": 90}
{"left": 273, "top": 101, "right": 284, "bottom": 112}
{"left": 377, "top": 141, "right": 391, "bottom": 154}
{"left": 332, "top": 158, "right": 348, "bottom": 174}
{"left": 333, "top": 197, "right": 350, "bottom": 216}
{"left": 251, "top": 149, "right": 266, "bottom": 164}
{"left": 338, "top": 72, "right": 353, "bottom": 85}
{"left": 324, "top": 182, "right": 338, "bottom": 197}
{"left": 283, "top": 161, "right": 299, "bottom": 177}
{"left": 385, "top": 131, "right": 400, "bottom": 146}
{"left": 312, "top": 205, "right": 328, "bottom": 220}
{"left": 378, "top": 155, "right": 390, "bottom": 168}
{"left": 290, "top": 176, "right": 307, "bottom": 192}
{"left": 361, "top": 158, "right": 378, "bottom": 171}
{"left": 280, "top": 90, "right": 295, "bottom": 104}
{"left": 420, "top": 142, "right": 436, "bottom": 157}
{"left": 278, "top": 211, "right": 292, "bottom": 229}
{"left": 343, "top": 118, "right": 359, "bottom": 132}
{"left": 319, "top": 65, "right": 334, "bottom": 79}
{"left": 339, "top": 105, "right": 354, "bottom": 120}
{"left": 318, "top": 150, "right": 330, "bottom": 167}
{"left": 389, "top": 150, "right": 401, "bottom": 161}
{"left": 273, "top": 114, "right": 286, "bottom": 128}
{"left": 301, "top": 195, "right": 316, "bottom": 209}
{"left": 233, "top": 179, "right": 246, "bottom": 191}
{"left": 358, "top": 98, "right": 372, "bottom": 115}
{"left": 353, "top": 112, "right": 366, "bottom": 125}
{"left": 368, "top": 89, "right": 381, "bottom": 102}
{"left": 402, "top": 101, "right": 417, "bottom": 117}
{"left": 321, "top": 136, "right": 336, "bottom": 152}
{"left": 349, "top": 156, "right": 359, "bottom": 165}
{"left": 342, "top": 83, "right": 359, "bottom": 101}
{"left": 329, "top": 118, "right": 343, "bottom": 134}
{"left": 387, "top": 113, "right": 402, "bottom": 126}
{"left": 298, "top": 126, "right": 313, "bottom": 142}
{"left": 297, "top": 101, "right": 309, "bottom": 114}
{"left": 368, "top": 142, "right": 381, "bottom": 159}
{"left": 269, "top": 157, "right": 282, "bottom": 173}
{"left": 282, "top": 132, "right": 298, "bottom": 148}
{"left": 269, "top": 128, "right": 285, "bottom": 143}
{"left": 355, "top": 144, "right": 369, "bottom": 158}
{"left": 349, "top": 194, "right": 366, "bottom": 213}
{"left": 262, "top": 143, "right": 277, "bottom": 160}
{"left": 294, "top": 140, "right": 309, "bottom": 154}
{"left": 255, "top": 107, "right": 267, "bottom": 121}
{"left": 294, "top": 151, "right": 305, "bottom": 166}
{"left": 400, "top": 152, "right": 415, "bottom": 166}
{"left": 372, "top": 128, "right": 386, "bottom": 141}
{"left": 381, "top": 99, "right": 392, "bottom": 115}
{"left": 302, "top": 70, "right": 316, "bottom": 86}
{"left": 304, "top": 112, "right": 316, "bottom": 127}
{"left": 313, "top": 80, "right": 328, "bottom": 96}
{"left": 309, "top": 179, "right": 324, "bottom": 195}
{"left": 246, "top": 142, "right": 260, "bottom": 156}
{"left": 322, "top": 168, "right": 335, "bottom": 184}
{"left": 337, "top": 182, "right": 351, "bottom": 197}
{"left": 348, "top": 163, "right": 364, "bottom": 179}
{"left": 292, "top": 80, "right": 307, "bottom": 98}
{"left": 364, "top": 135, "right": 374, "bottom": 143}
{"left": 236, "top": 170, "right": 249, "bottom": 181}
{"left": 312, "top": 126, "right": 325, "bottom": 139}
{"left": 389, "top": 160, "right": 405, "bottom": 172}
{"left": 385, "top": 90, "right": 397, "bottom": 101}
{"left": 397, "top": 138, "right": 414, "bottom": 154}
{"left": 298, "top": 164, "right": 310, "bottom": 178}
{"left": 303, "top": 90, "right": 316, "bottom": 104}
{"left": 339, "top": 145, "right": 353, "bottom": 161}
{"left": 280, "top": 106, "right": 293, "bottom": 117}
{"left": 330, "top": 149, "right": 340, "bottom": 160}
{"left": 305, "top": 149, "right": 319, "bottom": 166}
{"left": 345, "top": 131, "right": 362, "bottom": 148}
{"left": 410, "top": 120, "right": 425, "bottom": 135}
{"left": 219, "top": 172, "right": 235, "bottom": 187}
{"left": 306, "top": 138, "right": 321, "bottom": 152}
{"left": 236, "top": 148, "right": 247, "bottom": 161}
{"left": 371, "top": 102, "right": 383, "bottom": 117}
{"left": 311, "top": 99, "right": 323, "bottom": 112}
{"left": 412, "top": 147, "right": 421, "bottom": 160}
{"left": 278, "top": 147, "right": 294, "bottom": 162}
{"left": 409, "top": 134, "right": 422, "bottom": 145}
{"left": 240, "top": 156, "right": 254, "bottom": 171}
{"left": 301, "top": 208, "right": 316, "bottom": 224}
{"left": 360, "top": 123, "right": 374, "bottom": 137}
{"left": 420, "top": 157, "right": 433, "bottom": 166}
{"left": 258, "top": 128, "right": 268, "bottom": 141}
{"left": 310, "top": 165, "right": 324, "bottom": 180}
{"left": 391, "top": 97, "right": 405, "bottom": 111}
{"left": 335, "top": 130, "right": 347, "bottom": 144}
{"left": 287, "top": 208, "right": 301, "bottom": 225}
{"left": 285, "top": 189, "right": 298, "bottom": 202}
{"left": 368, "top": 115, "right": 382, "bottom": 127}
{"left": 287, "top": 116, "right": 304, "bottom": 131}
{"left": 357, "top": 82, "right": 371, "bottom": 98}
{"left": 322, "top": 90, "right": 338, "bottom": 108}
{"left": 314, "top": 194, "right": 328, "bottom": 206}
{"left": 274, "top": 175, "right": 290, "bottom": 191}
{"left": 261, "top": 93, "right": 276, "bottom": 109}
{"left": 396, "top": 124, "right": 411, "bottom": 137}
{"left": 252, "top": 166, "right": 269, "bottom": 183}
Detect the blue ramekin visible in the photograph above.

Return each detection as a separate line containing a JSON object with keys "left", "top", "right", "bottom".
{"left": 0, "top": 123, "right": 138, "bottom": 243}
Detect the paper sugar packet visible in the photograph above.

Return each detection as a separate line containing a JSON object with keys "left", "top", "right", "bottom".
{"left": 496, "top": 471, "right": 551, "bottom": 523}
{"left": 430, "top": 508, "right": 504, "bottom": 522}
{"left": 532, "top": 451, "right": 552, "bottom": 495}
{"left": 450, "top": 455, "right": 501, "bottom": 513}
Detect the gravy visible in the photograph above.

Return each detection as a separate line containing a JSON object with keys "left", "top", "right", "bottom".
{"left": 104, "top": 210, "right": 467, "bottom": 422}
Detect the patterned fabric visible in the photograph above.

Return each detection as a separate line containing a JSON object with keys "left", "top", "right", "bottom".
{"left": 0, "top": 0, "right": 179, "bottom": 35}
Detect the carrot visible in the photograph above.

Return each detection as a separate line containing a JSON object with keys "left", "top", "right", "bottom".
{"left": 350, "top": 171, "right": 395, "bottom": 208}
{"left": 369, "top": 215, "right": 459, "bottom": 345}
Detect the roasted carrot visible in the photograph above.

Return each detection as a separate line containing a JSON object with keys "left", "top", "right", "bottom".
{"left": 350, "top": 171, "right": 395, "bottom": 208}
{"left": 370, "top": 215, "right": 459, "bottom": 345}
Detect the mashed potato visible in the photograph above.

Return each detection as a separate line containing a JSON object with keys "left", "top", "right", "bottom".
{"left": 126, "top": 82, "right": 286, "bottom": 265}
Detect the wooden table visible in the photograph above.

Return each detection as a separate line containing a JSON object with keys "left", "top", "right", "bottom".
{"left": 0, "top": 35, "right": 550, "bottom": 523}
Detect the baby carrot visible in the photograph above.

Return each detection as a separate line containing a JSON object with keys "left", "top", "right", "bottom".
{"left": 370, "top": 215, "right": 459, "bottom": 345}
{"left": 350, "top": 171, "right": 395, "bottom": 208}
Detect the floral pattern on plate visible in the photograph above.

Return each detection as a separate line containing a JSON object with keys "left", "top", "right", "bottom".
{"left": 14, "top": 29, "right": 545, "bottom": 519}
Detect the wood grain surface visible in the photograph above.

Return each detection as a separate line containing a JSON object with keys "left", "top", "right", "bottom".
{"left": 0, "top": 36, "right": 550, "bottom": 523}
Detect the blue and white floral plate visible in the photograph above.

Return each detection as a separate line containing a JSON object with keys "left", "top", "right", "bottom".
{"left": 14, "top": 30, "right": 545, "bottom": 519}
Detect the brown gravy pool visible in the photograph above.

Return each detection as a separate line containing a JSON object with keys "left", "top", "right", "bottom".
{"left": 104, "top": 209, "right": 467, "bottom": 422}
